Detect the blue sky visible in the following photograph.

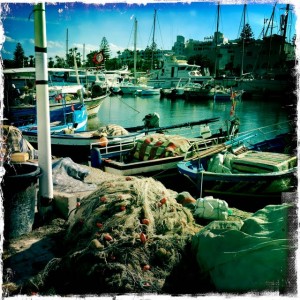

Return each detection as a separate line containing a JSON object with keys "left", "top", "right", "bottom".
{"left": 0, "top": 1, "right": 297, "bottom": 62}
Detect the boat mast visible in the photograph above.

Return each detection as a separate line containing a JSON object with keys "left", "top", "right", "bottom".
{"left": 214, "top": 2, "right": 220, "bottom": 77}
{"left": 280, "top": 4, "right": 290, "bottom": 56}
{"left": 66, "top": 28, "right": 68, "bottom": 64}
{"left": 33, "top": 3, "right": 53, "bottom": 208}
{"left": 151, "top": 9, "right": 157, "bottom": 71}
{"left": 240, "top": 4, "right": 246, "bottom": 76}
{"left": 266, "top": 4, "right": 276, "bottom": 71}
{"left": 134, "top": 18, "right": 137, "bottom": 83}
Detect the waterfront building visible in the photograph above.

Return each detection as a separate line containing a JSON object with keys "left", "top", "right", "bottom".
{"left": 116, "top": 30, "right": 295, "bottom": 78}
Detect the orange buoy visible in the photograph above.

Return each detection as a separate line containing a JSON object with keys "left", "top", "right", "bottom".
{"left": 99, "top": 136, "right": 108, "bottom": 147}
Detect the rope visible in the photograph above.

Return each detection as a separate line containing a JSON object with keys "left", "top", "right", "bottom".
{"left": 117, "top": 95, "right": 140, "bottom": 113}
{"left": 200, "top": 171, "right": 204, "bottom": 199}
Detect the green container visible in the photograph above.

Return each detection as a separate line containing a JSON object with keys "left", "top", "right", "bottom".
{"left": 2, "top": 163, "right": 41, "bottom": 239}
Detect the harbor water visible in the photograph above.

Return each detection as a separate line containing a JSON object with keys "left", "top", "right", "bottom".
{"left": 87, "top": 93, "right": 295, "bottom": 204}
{"left": 88, "top": 93, "right": 294, "bottom": 137}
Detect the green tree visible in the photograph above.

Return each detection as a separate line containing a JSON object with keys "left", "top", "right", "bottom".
{"left": 105, "top": 57, "right": 121, "bottom": 70}
{"left": 100, "top": 37, "right": 111, "bottom": 60}
{"left": 13, "top": 42, "right": 26, "bottom": 67}
{"left": 2, "top": 59, "right": 15, "bottom": 68}
{"left": 86, "top": 50, "right": 98, "bottom": 68}
{"left": 240, "top": 23, "right": 255, "bottom": 43}
{"left": 54, "top": 55, "right": 66, "bottom": 68}
{"left": 66, "top": 48, "right": 82, "bottom": 68}
{"left": 187, "top": 54, "right": 214, "bottom": 73}
{"left": 29, "top": 55, "right": 34, "bottom": 67}
{"left": 48, "top": 57, "right": 54, "bottom": 68}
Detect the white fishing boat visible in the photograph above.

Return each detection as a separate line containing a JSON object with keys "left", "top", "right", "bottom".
{"left": 23, "top": 124, "right": 146, "bottom": 163}
{"left": 135, "top": 88, "right": 161, "bottom": 96}
{"left": 119, "top": 81, "right": 151, "bottom": 94}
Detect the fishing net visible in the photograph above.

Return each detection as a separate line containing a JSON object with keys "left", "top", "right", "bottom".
{"left": 0, "top": 125, "right": 37, "bottom": 162}
{"left": 132, "top": 134, "right": 191, "bottom": 161}
{"left": 24, "top": 175, "right": 202, "bottom": 295}
{"left": 93, "top": 124, "right": 129, "bottom": 137}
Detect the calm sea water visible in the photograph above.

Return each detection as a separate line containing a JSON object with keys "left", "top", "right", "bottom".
{"left": 88, "top": 94, "right": 293, "bottom": 139}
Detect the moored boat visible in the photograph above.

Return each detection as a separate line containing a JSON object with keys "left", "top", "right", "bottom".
{"left": 135, "top": 88, "right": 161, "bottom": 96}
{"left": 4, "top": 68, "right": 110, "bottom": 124}
{"left": 212, "top": 86, "right": 244, "bottom": 101}
{"left": 177, "top": 147, "right": 297, "bottom": 200}
{"left": 147, "top": 54, "right": 213, "bottom": 89}
{"left": 89, "top": 118, "right": 249, "bottom": 178}
{"left": 19, "top": 102, "right": 88, "bottom": 136}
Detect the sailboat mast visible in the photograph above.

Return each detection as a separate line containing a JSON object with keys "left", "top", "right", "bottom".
{"left": 214, "top": 3, "right": 220, "bottom": 77}
{"left": 151, "top": 9, "right": 157, "bottom": 71}
{"left": 281, "top": 4, "right": 290, "bottom": 40}
{"left": 134, "top": 18, "right": 137, "bottom": 83}
{"left": 266, "top": 4, "right": 276, "bottom": 71}
{"left": 280, "top": 4, "right": 290, "bottom": 55}
{"left": 240, "top": 4, "right": 246, "bottom": 76}
{"left": 66, "top": 28, "right": 68, "bottom": 63}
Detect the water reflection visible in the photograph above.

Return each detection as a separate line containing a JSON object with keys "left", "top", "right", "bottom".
{"left": 88, "top": 94, "right": 291, "bottom": 135}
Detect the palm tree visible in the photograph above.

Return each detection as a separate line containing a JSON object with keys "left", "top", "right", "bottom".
{"left": 48, "top": 57, "right": 54, "bottom": 68}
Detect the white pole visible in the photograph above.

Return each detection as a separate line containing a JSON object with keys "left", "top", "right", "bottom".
{"left": 34, "top": 3, "right": 53, "bottom": 208}
{"left": 133, "top": 18, "right": 137, "bottom": 83}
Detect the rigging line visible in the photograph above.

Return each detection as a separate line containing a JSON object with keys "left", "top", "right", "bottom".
{"left": 146, "top": 19, "right": 154, "bottom": 47}
{"left": 117, "top": 95, "right": 140, "bottom": 113}
{"left": 156, "top": 16, "right": 165, "bottom": 50}
{"left": 126, "top": 21, "right": 135, "bottom": 50}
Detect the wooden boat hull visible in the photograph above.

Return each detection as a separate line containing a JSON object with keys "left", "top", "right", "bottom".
{"left": 102, "top": 155, "right": 184, "bottom": 177}
{"left": 177, "top": 155, "right": 297, "bottom": 198}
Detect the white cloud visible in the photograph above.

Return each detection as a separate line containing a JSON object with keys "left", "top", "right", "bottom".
{"left": 47, "top": 40, "right": 64, "bottom": 49}
{"left": 109, "top": 43, "right": 126, "bottom": 58}
{"left": 1, "top": 48, "right": 11, "bottom": 55}
{"left": 3, "top": 35, "right": 16, "bottom": 43}
{"left": 73, "top": 43, "right": 98, "bottom": 54}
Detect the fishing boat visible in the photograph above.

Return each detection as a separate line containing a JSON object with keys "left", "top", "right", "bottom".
{"left": 89, "top": 116, "right": 294, "bottom": 178}
{"left": 119, "top": 81, "right": 151, "bottom": 94}
{"left": 177, "top": 141, "right": 297, "bottom": 200}
{"left": 19, "top": 115, "right": 218, "bottom": 163}
{"left": 93, "top": 134, "right": 233, "bottom": 178}
{"left": 7, "top": 91, "right": 108, "bottom": 126}
{"left": 212, "top": 86, "right": 244, "bottom": 101}
{"left": 135, "top": 88, "right": 161, "bottom": 96}
{"left": 23, "top": 125, "right": 146, "bottom": 163}
{"left": 184, "top": 82, "right": 213, "bottom": 100}
{"left": 4, "top": 67, "right": 110, "bottom": 124}
{"left": 19, "top": 102, "right": 88, "bottom": 138}
{"left": 89, "top": 117, "right": 247, "bottom": 178}
{"left": 48, "top": 82, "right": 110, "bottom": 117}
